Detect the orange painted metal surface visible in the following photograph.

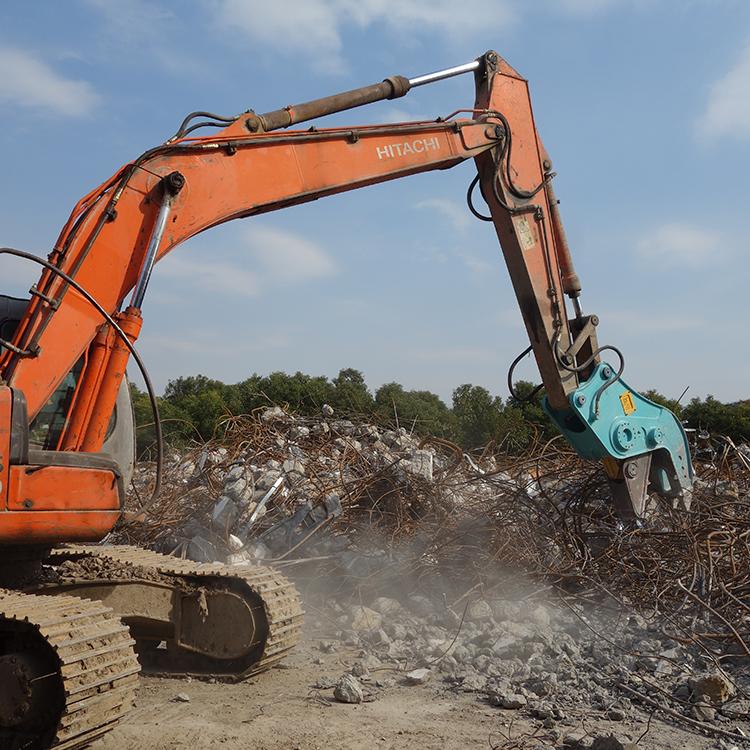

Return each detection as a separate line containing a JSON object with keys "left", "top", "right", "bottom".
{"left": 0, "top": 459, "right": 120, "bottom": 544}
{"left": 6, "top": 465, "right": 120, "bottom": 512}
{"left": 0, "top": 387, "right": 12, "bottom": 511}
{"left": 59, "top": 325, "right": 113, "bottom": 450}
{"left": 473, "top": 57, "right": 574, "bottom": 410}
{"left": 80, "top": 306, "right": 142, "bottom": 452}
{"left": 0, "top": 510, "right": 120, "bottom": 544}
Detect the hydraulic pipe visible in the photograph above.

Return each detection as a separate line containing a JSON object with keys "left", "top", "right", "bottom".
{"left": 545, "top": 181, "right": 582, "bottom": 310}
{"left": 247, "top": 58, "right": 482, "bottom": 133}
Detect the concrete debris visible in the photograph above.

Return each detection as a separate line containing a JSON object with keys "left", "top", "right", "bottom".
{"left": 689, "top": 673, "right": 734, "bottom": 705}
{"left": 120, "top": 407, "right": 750, "bottom": 744}
{"left": 349, "top": 606, "right": 382, "bottom": 631}
{"left": 404, "top": 668, "right": 431, "bottom": 685}
{"left": 334, "top": 673, "right": 364, "bottom": 704}
{"left": 488, "top": 685, "right": 527, "bottom": 709}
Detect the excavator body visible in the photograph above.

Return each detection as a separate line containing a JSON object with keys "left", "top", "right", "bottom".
{"left": 0, "top": 50, "right": 693, "bottom": 747}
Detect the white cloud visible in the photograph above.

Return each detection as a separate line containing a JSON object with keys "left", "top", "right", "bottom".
{"left": 416, "top": 198, "right": 471, "bottom": 231}
{"left": 697, "top": 42, "right": 750, "bottom": 140}
{"left": 244, "top": 225, "right": 338, "bottom": 282}
{"left": 213, "top": 0, "right": 651, "bottom": 74}
{"left": 156, "top": 224, "right": 337, "bottom": 297}
{"left": 0, "top": 47, "right": 99, "bottom": 117}
{"left": 158, "top": 255, "right": 261, "bottom": 297}
{"left": 214, "top": 0, "right": 517, "bottom": 74}
{"left": 635, "top": 223, "right": 723, "bottom": 269}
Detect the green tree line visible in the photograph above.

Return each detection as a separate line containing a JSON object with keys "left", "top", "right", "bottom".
{"left": 130, "top": 369, "right": 750, "bottom": 456}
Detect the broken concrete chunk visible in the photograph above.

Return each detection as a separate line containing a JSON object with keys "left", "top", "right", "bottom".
{"left": 405, "top": 450, "right": 434, "bottom": 481}
{"left": 224, "top": 477, "right": 251, "bottom": 504}
{"left": 689, "top": 695, "right": 716, "bottom": 722}
{"left": 334, "top": 673, "right": 363, "bottom": 704}
{"left": 282, "top": 458, "right": 305, "bottom": 476}
{"left": 689, "top": 673, "right": 734, "bottom": 705}
{"left": 488, "top": 688, "right": 527, "bottom": 709}
{"left": 349, "top": 606, "right": 382, "bottom": 631}
{"left": 405, "top": 668, "right": 431, "bottom": 684}
{"left": 261, "top": 406, "right": 285, "bottom": 422}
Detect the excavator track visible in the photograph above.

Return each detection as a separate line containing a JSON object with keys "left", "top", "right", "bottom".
{"left": 44, "top": 545, "right": 304, "bottom": 680}
{"left": 0, "top": 589, "right": 140, "bottom": 750}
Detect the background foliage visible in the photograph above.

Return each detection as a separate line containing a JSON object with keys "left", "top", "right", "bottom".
{"left": 131, "top": 370, "right": 750, "bottom": 457}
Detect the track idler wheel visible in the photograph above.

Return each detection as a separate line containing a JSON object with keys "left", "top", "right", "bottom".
{"left": 0, "top": 623, "right": 64, "bottom": 749}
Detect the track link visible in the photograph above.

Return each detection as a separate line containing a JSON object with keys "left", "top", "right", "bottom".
{"left": 48, "top": 545, "right": 304, "bottom": 679}
{"left": 0, "top": 589, "right": 140, "bottom": 749}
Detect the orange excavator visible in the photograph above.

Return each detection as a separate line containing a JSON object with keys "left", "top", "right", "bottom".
{"left": 0, "top": 51, "right": 693, "bottom": 747}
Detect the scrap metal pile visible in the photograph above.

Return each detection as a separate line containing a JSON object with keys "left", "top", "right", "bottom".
{"left": 115, "top": 405, "right": 750, "bottom": 662}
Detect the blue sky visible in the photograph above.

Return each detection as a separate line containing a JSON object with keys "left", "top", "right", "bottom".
{"left": 1, "top": 0, "right": 749, "bottom": 404}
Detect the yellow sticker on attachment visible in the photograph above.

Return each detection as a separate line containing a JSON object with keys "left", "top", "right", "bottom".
{"left": 620, "top": 392, "right": 636, "bottom": 415}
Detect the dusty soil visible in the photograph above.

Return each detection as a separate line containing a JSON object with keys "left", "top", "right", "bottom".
{"left": 94, "top": 633, "right": 721, "bottom": 750}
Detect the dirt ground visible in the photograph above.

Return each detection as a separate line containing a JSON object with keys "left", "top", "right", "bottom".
{"left": 94, "top": 632, "right": 723, "bottom": 750}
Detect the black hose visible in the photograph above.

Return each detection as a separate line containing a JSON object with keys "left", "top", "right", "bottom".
{"left": 554, "top": 339, "right": 626, "bottom": 415}
{"left": 171, "top": 110, "right": 239, "bottom": 141}
{"left": 466, "top": 174, "right": 492, "bottom": 221}
{"left": 0, "top": 247, "right": 163, "bottom": 513}
{"left": 506, "top": 344, "right": 544, "bottom": 403}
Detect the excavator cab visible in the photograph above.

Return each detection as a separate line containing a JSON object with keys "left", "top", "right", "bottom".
{"left": 0, "top": 295, "right": 135, "bottom": 486}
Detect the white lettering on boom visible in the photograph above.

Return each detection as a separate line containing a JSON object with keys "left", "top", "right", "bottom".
{"left": 376, "top": 137, "right": 440, "bottom": 160}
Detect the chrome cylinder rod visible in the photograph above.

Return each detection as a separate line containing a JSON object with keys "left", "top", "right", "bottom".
{"left": 408, "top": 59, "right": 481, "bottom": 88}
{"left": 130, "top": 171, "right": 185, "bottom": 310}
{"left": 130, "top": 193, "right": 172, "bottom": 310}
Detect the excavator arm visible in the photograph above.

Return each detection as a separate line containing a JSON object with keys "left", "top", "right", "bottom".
{"left": 0, "top": 51, "right": 693, "bottom": 546}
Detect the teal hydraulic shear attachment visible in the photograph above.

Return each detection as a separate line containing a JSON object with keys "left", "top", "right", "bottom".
{"left": 543, "top": 362, "right": 694, "bottom": 519}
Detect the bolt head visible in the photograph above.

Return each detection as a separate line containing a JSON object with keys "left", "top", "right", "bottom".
{"left": 625, "top": 462, "right": 638, "bottom": 478}
{"left": 601, "top": 366, "right": 612, "bottom": 379}
{"left": 575, "top": 394, "right": 586, "bottom": 407}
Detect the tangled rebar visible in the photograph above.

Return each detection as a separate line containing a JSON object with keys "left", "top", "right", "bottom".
{"left": 116, "top": 408, "right": 750, "bottom": 663}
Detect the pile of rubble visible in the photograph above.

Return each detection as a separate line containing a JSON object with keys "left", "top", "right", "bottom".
{"left": 122, "top": 403, "right": 503, "bottom": 585}
{"left": 115, "top": 403, "right": 750, "bottom": 745}
{"left": 307, "top": 588, "right": 750, "bottom": 748}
